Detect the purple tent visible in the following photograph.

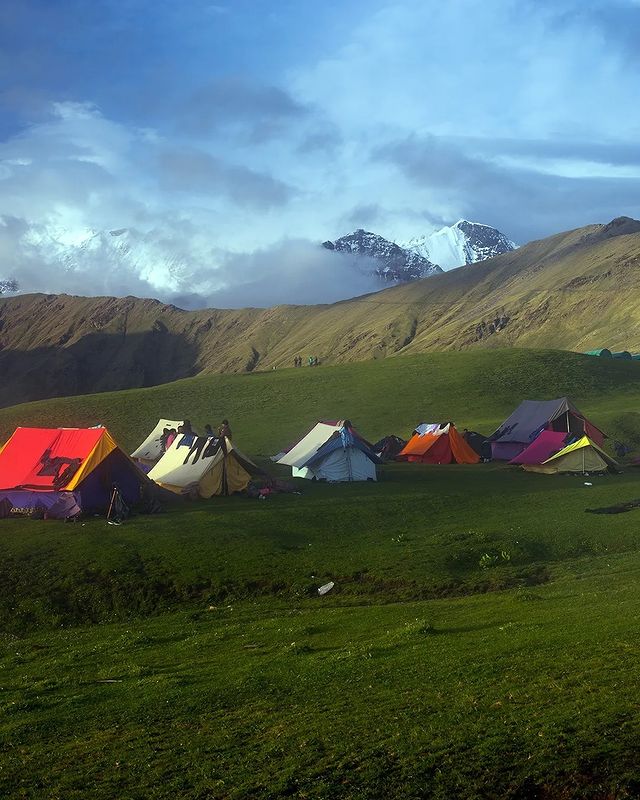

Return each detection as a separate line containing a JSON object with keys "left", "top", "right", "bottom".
{"left": 490, "top": 398, "right": 606, "bottom": 461}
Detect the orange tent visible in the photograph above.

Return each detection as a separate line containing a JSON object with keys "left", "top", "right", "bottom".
{"left": 398, "top": 423, "right": 480, "bottom": 464}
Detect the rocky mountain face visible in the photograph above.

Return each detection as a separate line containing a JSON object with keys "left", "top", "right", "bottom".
{"left": 403, "top": 220, "right": 517, "bottom": 270}
{"left": 322, "top": 229, "right": 442, "bottom": 283}
{"left": 0, "top": 279, "right": 18, "bottom": 294}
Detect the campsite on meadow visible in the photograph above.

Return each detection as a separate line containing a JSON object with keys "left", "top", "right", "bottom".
{"left": 3, "top": 0, "right": 640, "bottom": 795}
{"left": 2, "top": 349, "right": 640, "bottom": 798}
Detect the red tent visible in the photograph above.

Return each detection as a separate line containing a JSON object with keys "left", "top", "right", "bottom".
{"left": 0, "top": 427, "right": 148, "bottom": 518}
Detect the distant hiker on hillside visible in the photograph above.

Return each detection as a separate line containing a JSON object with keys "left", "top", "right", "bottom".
{"left": 218, "top": 419, "right": 232, "bottom": 439}
{"left": 204, "top": 424, "right": 214, "bottom": 438}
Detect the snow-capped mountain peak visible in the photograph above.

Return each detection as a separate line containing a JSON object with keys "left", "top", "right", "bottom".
{"left": 403, "top": 220, "right": 517, "bottom": 271}
{"left": 322, "top": 228, "right": 442, "bottom": 284}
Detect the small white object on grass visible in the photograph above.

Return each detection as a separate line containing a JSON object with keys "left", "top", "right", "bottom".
{"left": 318, "top": 581, "right": 335, "bottom": 596}
{"left": 584, "top": 482, "right": 593, "bottom": 486}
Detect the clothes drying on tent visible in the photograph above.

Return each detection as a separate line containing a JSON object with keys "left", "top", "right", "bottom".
{"left": 148, "top": 434, "right": 263, "bottom": 497}
{"left": 508, "top": 430, "right": 570, "bottom": 465}
{"left": 276, "top": 421, "right": 379, "bottom": 481}
{"left": 131, "top": 418, "right": 183, "bottom": 465}
{"left": 489, "top": 398, "right": 605, "bottom": 461}
{"left": 0, "top": 427, "right": 150, "bottom": 519}
{"left": 413, "top": 423, "right": 442, "bottom": 436}
{"left": 521, "top": 436, "right": 619, "bottom": 474}
{"left": 398, "top": 422, "right": 480, "bottom": 464}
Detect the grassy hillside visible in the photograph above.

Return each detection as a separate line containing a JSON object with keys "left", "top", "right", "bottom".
{"left": 3, "top": 349, "right": 640, "bottom": 798}
{"left": 2, "top": 218, "right": 640, "bottom": 407}
{"left": 1, "top": 348, "right": 640, "bottom": 455}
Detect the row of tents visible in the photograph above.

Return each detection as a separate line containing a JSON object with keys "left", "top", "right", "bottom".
{"left": 585, "top": 349, "right": 640, "bottom": 360}
{"left": 0, "top": 423, "right": 265, "bottom": 520}
{"left": 0, "top": 396, "right": 622, "bottom": 520}
{"left": 271, "top": 397, "right": 618, "bottom": 478}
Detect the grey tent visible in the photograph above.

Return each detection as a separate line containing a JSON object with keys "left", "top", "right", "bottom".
{"left": 490, "top": 397, "right": 606, "bottom": 461}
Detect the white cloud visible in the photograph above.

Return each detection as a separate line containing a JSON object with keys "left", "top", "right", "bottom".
{"left": 1, "top": 2, "right": 640, "bottom": 306}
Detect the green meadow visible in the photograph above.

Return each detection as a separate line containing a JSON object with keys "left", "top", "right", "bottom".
{"left": 2, "top": 349, "right": 640, "bottom": 798}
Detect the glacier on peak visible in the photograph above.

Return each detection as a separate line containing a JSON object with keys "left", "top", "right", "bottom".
{"left": 402, "top": 220, "right": 517, "bottom": 271}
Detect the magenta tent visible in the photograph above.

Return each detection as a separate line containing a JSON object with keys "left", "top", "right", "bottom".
{"left": 509, "top": 431, "right": 569, "bottom": 465}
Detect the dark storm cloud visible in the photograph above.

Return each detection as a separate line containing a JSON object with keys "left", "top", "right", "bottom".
{"left": 157, "top": 149, "right": 297, "bottom": 209}
{"left": 375, "top": 135, "right": 640, "bottom": 243}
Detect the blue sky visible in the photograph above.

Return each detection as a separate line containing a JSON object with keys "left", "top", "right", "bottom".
{"left": 1, "top": 0, "right": 639, "bottom": 305}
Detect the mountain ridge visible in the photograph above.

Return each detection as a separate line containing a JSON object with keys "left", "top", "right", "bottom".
{"left": 1, "top": 217, "right": 639, "bottom": 408}
{"left": 322, "top": 228, "right": 442, "bottom": 282}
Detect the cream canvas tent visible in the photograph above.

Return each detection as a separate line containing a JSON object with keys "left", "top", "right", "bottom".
{"left": 131, "top": 419, "right": 183, "bottom": 465}
{"left": 522, "top": 436, "right": 619, "bottom": 475}
{"left": 148, "top": 434, "right": 262, "bottom": 497}
{"left": 276, "top": 421, "right": 379, "bottom": 481}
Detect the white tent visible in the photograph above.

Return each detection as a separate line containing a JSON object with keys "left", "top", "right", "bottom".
{"left": 131, "top": 419, "right": 183, "bottom": 465}
{"left": 277, "top": 422, "right": 341, "bottom": 478}
{"left": 148, "top": 434, "right": 261, "bottom": 497}
{"left": 276, "top": 422, "right": 378, "bottom": 482}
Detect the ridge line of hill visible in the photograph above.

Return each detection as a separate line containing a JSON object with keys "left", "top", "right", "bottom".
{"left": 1, "top": 218, "right": 640, "bottom": 408}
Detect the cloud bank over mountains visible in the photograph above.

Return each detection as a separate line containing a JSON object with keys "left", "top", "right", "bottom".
{"left": 1, "top": 0, "right": 639, "bottom": 306}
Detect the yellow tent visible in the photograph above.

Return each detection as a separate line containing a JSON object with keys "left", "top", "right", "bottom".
{"left": 523, "top": 436, "right": 619, "bottom": 474}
